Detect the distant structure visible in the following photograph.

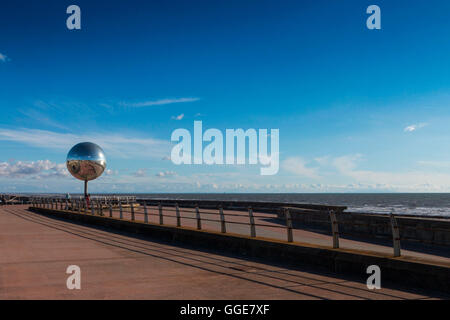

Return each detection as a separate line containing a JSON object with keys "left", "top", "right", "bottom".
{"left": 66, "top": 142, "right": 106, "bottom": 197}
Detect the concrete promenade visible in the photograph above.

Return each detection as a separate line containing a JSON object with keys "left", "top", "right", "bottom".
{"left": 0, "top": 205, "right": 448, "bottom": 300}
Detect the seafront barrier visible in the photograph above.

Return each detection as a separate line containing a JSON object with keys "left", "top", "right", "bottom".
{"left": 24, "top": 197, "right": 450, "bottom": 293}
{"left": 278, "top": 207, "right": 450, "bottom": 248}
{"left": 5, "top": 194, "right": 449, "bottom": 247}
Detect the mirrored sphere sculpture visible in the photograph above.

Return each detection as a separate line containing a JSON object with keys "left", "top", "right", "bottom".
{"left": 66, "top": 142, "right": 106, "bottom": 181}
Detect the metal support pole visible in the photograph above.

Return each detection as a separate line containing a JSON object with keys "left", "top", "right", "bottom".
{"left": 390, "top": 212, "right": 401, "bottom": 257}
{"left": 248, "top": 207, "right": 256, "bottom": 237}
{"left": 329, "top": 210, "right": 339, "bottom": 249}
{"left": 175, "top": 203, "right": 181, "bottom": 227}
{"left": 219, "top": 206, "right": 226, "bottom": 233}
{"left": 158, "top": 203, "right": 163, "bottom": 225}
{"left": 99, "top": 201, "right": 103, "bottom": 216}
{"left": 195, "top": 206, "right": 201, "bottom": 230}
{"left": 144, "top": 202, "right": 148, "bottom": 223}
{"left": 77, "top": 200, "right": 81, "bottom": 214}
{"left": 130, "top": 201, "right": 135, "bottom": 221}
{"left": 65, "top": 200, "right": 68, "bottom": 210}
{"left": 91, "top": 201, "right": 95, "bottom": 215}
{"left": 109, "top": 201, "right": 113, "bottom": 218}
{"left": 119, "top": 202, "right": 123, "bottom": 219}
{"left": 284, "top": 208, "right": 294, "bottom": 242}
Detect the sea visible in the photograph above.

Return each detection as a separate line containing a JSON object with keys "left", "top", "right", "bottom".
{"left": 111, "top": 193, "right": 450, "bottom": 218}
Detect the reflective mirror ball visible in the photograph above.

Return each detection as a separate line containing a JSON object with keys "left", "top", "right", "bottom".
{"left": 66, "top": 142, "right": 106, "bottom": 181}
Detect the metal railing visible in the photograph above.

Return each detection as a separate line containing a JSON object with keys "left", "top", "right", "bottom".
{"left": 25, "top": 197, "right": 441, "bottom": 258}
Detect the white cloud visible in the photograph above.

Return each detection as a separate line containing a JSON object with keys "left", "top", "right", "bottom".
{"left": 314, "top": 156, "right": 330, "bottom": 166}
{"left": 171, "top": 113, "right": 184, "bottom": 120}
{"left": 282, "top": 157, "right": 319, "bottom": 179}
{"left": 0, "top": 160, "right": 69, "bottom": 179}
{"left": 156, "top": 171, "right": 177, "bottom": 177}
{"left": 332, "top": 154, "right": 362, "bottom": 173}
{"left": 121, "top": 97, "right": 199, "bottom": 107}
{"left": 404, "top": 123, "right": 427, "bottom": 132}
{"left": 0, "top": 128, "right": 171, "bottom": 159}
{"left": 133, "top": 169, "right": 147, "bottom": 177}
{"left": 331, "top": 153, "right": 450, "bottom": 191}
{"left": 105, "top": 169, "right": 118, "bottom": 176}
{"left": 0, "top": 53, "right": 8, "bottom": 62}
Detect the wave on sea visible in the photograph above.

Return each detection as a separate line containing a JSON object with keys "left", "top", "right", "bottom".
{"left": 346, "top": 205, "right": 450, "bottom": 217}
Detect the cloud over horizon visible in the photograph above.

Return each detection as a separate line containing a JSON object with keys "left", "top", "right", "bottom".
{"left": 0, "top": 160, "right": 68, "bottom": 179}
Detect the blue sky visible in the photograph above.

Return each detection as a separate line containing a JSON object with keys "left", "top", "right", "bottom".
{"left": 1, "top": 0, "right": 450, "bottom": 193}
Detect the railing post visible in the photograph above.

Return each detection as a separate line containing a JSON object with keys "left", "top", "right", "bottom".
{"left": 219, "top": 206, "right": 226, "bottom": 233}
{"left": 144, "top": 202, "right": 148, "bottom": 223}
{"left": 175, "top": 203, "right": 181, "bottom": 227}
{"left": 130, "top": 201, "right": 135, "bottom": 221}
{"left": 65, "top": 200, "right": 68, "bottom": 210}
{"left": 158, "top": 203, "right": 163, "bottom": 225}
{"left": 51, "top": 199, "right": 54, "bottom": 210}
{"left": 91, "top": 201, "right": 95, "bottom": 215}
{"left": 195, "top": 205, "right": 202, "bottom": 230}
{"left": 284, "top": 208, "right": 294, "bottom": 242}
{"left": 119, "top": 201, "right": 123, "bottom": 219}
{"left": 78, "top": 200, "right": 81, "bottom": 213}
{"left": 329, "top": 210, "right": 339, "bottom": 249}
{"left": 248, "top": 207, "right": 256, "bottom": 237}
{"left": 99, "top": 201, "right": 103, "bottom": 216}
{"left": 390, "top": 212, "right": 401, "bottom": 257}
{"left": 109, "top": 201, "right": 113, "bottom": 218}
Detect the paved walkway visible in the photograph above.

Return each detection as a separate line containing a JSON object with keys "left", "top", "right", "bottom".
{"left": 0, "top": 206, "right": 447, "bottom": 299}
